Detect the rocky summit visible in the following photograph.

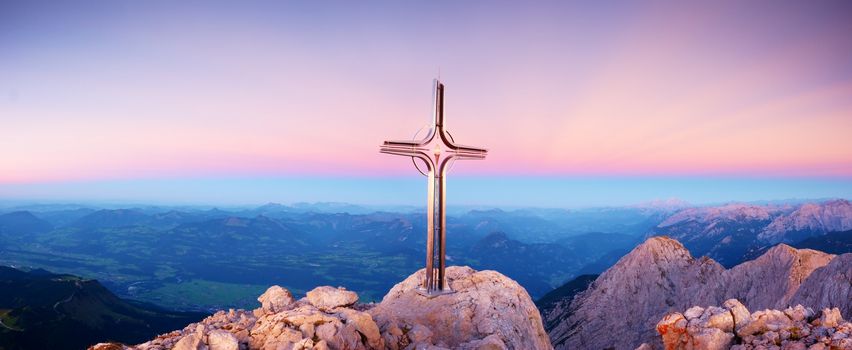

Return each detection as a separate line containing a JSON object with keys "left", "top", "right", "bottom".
{"left": 543, "top": 236, "right": 851, "bottom": 350}
{"left": 89, "top": 266, "right": 553, "bottom": 350}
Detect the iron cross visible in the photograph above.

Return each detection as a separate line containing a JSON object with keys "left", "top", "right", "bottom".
{"left": 380, "top": 79, "right": 488, "bottom": 296}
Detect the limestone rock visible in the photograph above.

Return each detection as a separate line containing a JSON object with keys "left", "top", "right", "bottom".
{"left": 657, "top": 312, "right": 688, "bottom": 350}
{"left": 791, "top": 254, "right": 852, "bottom": 319}
{"left": 690, "top": 327, "right": 733, "bottom": 350}
{"left": 406, "top": 324, "right": 433, "bottom": 344}
{"left": 818, "top": 307, "right": 842, "bottom": 328}
{"left": 723, "top": 299, "right": 750, "bottom": 333}
{"left": 305, "top": 286, "right": 358, "bottom": 311}
{"left": 207, "top": 330, "right": 238, "bottom": 350}
{"left": 738, "top": 309, "right": 794, "bottom": 336}
{"left": 459, "top": 334, "right": 508, "bottom": 350}
{"left": 336, "top": 308, "right": 383, "bottom": 349}
{"left": 257, "top": 286, "right": 295, "bottom": 314}
{"left": 174, "top": 325, "right": 206, "bottom": 350}
{"left": 657, "top": 301, "right": 852, "bottom": 350}
{"left": 685, "top": 306, "right": 706, "bottom": 320}
{"left": 705, "top": 307, "right": 734, "bottom": 333}
{"left": 369, "top": 266, "right": 552, "bottom": 350}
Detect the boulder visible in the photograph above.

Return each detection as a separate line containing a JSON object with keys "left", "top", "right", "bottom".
{"left": 684, "top": 306, "right": 705, "bottom": 320}
{"left": 705, "top": 308, "right": 734, "bottom": 333}
{"left": 722, "top": 299, "right": 750, "bottom": 333}
{"left": 784, "top": 305, "right": 814, "bottom": 322}
{"left": 257, "top": 286, "right": 295, "bottom": 314}
{"left": 656, "top": 313, "right": 688, "bottom": 350}
{"left": 173, "top": 325, "right": 206, "bottom": 350}
{"left": 305, "top": 286, "right": 358, "bottom": 311}
{"left": 207, "top": 330, "right": 238, "bottom": 350}
{"left": 369, "top": 266, "right": 552, "bottom": 350}
{"left": 690, "top": 327, "right": 733, "bottom": 350}
{"left": 738, "top": 309, "right": 793, "bottom": 337}
{"left": 335, "top": 308, "right": 383, "bottom": 349}
{"left": 818, "top": 307, "right": 842, "bottom": 328}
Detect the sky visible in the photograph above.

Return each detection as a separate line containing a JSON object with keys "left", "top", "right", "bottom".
{"left": 1, "top": 1, "right": 852, "bottom": 207}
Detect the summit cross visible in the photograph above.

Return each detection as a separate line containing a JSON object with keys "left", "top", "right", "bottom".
{"left": 380, "top": 80, "right": 488, "bottom": 296}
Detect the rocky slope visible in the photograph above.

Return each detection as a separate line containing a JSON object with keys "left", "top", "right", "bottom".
{"left": 791, "top": 253, "right": 852, "bottom": 317}
{"left": 90, "top": 266, "right": 553, "bottom": 350}
{"left": 0, "top": 266, "right": 203, "bottom": 350}
{"left": 543, "top": 236, "right": 850, "bottom": 350}
{"left": 654, "top": 300, "right": 851, "bottom": 350}
{"left": 649, "top": 200, "right": 852, "bottom": 267}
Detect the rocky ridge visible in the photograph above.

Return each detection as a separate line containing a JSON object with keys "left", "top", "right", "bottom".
{"left": 649, "top": 200, "right": 852, "bottom": 267}
{"left": 760, "top": 199, "right": 852, "bottom": 243}
{"left": 653, "top": 299, "right": 852, "bottom": 350}
{"left": 543, "top": 237, "right": 851, "bottom": 350}
{"left": 658, "top": 204, "right": 781, "bottom": 229}
{"left": 90, "top": 266, "right": 552, "bottom": 350}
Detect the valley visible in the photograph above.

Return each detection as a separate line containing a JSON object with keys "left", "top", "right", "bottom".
{"left": 0, "top": 203, "right": 661, "bottom": 311}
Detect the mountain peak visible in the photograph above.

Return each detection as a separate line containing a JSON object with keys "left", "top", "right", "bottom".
{"left": 619, "top": 236, "right": 696, "bottom": 265}
{"left": 639, "top": 235, "right": 686, "bottom": 250}
{"left": 544, "top": 237, "right": 843, "bottom": 350}
{"left": 0, "top": 210, "right": 54, "bottom": 235}
{"left": 546, "top": 236, "right": 724, "bottom": 349}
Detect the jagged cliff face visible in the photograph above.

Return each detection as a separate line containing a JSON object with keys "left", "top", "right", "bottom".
{"left": 791, "top": 253, "right": 852, "bottom": 317}
{"left": 543, "top": 237, "right": 848, "bottom": 350}
{"left": 91, "top": 266, "right": 553, "bottom": 350}
{"left": 720, "top": 245, "right": 834, "bottom": 311}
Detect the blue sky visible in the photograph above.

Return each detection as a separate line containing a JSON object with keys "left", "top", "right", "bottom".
{"left": 1, "top": 176, "right": 850, "bottom": 208}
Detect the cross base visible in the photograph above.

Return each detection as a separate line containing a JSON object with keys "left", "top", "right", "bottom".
{"left": 414, "top": 286, "right": 456, "bottom": 298}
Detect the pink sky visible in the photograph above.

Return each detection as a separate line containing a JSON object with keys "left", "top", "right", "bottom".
{"left": 2, "top": 2, "right": 852, "bottom": 184}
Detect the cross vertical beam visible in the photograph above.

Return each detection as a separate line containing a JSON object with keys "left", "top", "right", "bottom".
{"left": 380, "top": 80, "right": 487, "bottom": 296}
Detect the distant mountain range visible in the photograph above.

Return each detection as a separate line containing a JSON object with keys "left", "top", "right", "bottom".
{"left": 0, "top": 266, "right": 204, "bottom": 350}
{"left": 1, "top": 199, "right": 849, "bottom": 314}
{"left": 648, "top": 199, "right": 852, "bottom": 266}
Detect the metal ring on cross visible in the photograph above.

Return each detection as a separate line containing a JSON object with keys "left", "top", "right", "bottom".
{"left": 411, "top": 125, "right": 456, "bottom": 176}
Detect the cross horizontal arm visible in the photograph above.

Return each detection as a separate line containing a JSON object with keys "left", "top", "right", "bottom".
{"left": 449, "top": 143, "right": 487, "bottom": 154}
{"left": 379, "top": 145, "right": 433, "bottom": 161}
{"left": 383, "top": 139, "right": 430, "bottom": 148}
{"left": 449, "top": 151, "right": 487, "bottom": 160}
{"left": 447, "top": 143, "right": 487, "bottom": 160}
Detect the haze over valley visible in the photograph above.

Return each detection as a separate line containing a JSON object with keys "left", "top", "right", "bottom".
{"left": 1, "top": 199, "right": 849, "bottom": 313}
